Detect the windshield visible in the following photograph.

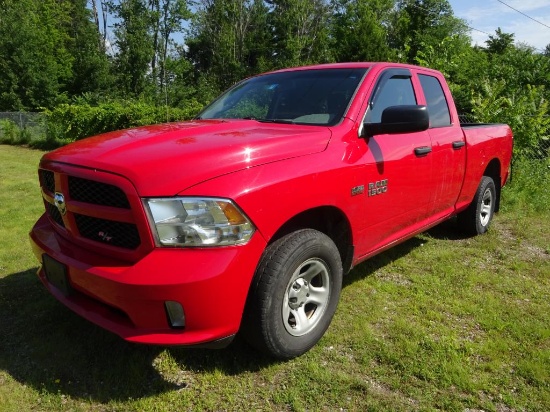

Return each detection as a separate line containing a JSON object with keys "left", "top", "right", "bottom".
{"left": 197, "top": 68, "right": 368, "bottom": 126}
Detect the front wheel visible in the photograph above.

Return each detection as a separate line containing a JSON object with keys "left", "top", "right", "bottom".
{"left": 458, "top": 176, "right": 497, "bottom": 235}
{"left": 242, "top": 229, "right": 343, "bottom": 359}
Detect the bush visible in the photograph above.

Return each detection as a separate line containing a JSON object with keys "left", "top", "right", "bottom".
{"left": 0, "top": 119, "right": 19, "bottom": 144}
{"left": 42, "top": 100, "right": 205, "bottom": 145}
{"left": 0, "top": 119, "right": 43, "bottom": 145}
{"left": 471, "top": 81, "right": 550, "bottom": 159}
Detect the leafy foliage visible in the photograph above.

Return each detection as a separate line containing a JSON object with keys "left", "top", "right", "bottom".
{"left": 268, "top": 0, "right": 333, "bottom": 67}
{"left": 187, "top": 0, "right": 270, "bottom": 90}
{"left": 109, "top": 0, "right": 156, "bottom": 97}
{"left": 0, "top": 0, "right": 113, "bottom": 111}
{"left": 0, "top": 118, "right": 45, "bottom": 146}
{"left": 485, "top": 27, "right": 515, "bottom": 55}
{"left": 0, "top": 120, "right": 25, "bottom": 144}
{"left": 43, "top": 100, "right": 204, "bottom": 144}
{"left": 390, "top": 0, "right": 469, "bottom": 63}
{"left": 332, "top": 0, "right": 396, "bottom": 62}
{"left": 471, "top": 81, "right": 550, "bottom": 158}
{"left": 503, "top": 157, "right": 550, "bottom": 213}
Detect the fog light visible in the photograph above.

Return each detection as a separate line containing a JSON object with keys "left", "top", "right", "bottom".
{"left": 165, "top": 301, "right": 185, "bottom": 329}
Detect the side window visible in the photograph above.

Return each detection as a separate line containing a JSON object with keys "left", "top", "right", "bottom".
{"left": 365, "top": 76, "right": 416, "bottom": 123}
{"left": 418, "top": 74, "right": 451, "bottom": 128}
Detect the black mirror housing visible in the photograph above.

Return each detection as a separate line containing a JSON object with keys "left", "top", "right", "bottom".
{"left": 362, "top": 105, "right": 429, "bottom": 137}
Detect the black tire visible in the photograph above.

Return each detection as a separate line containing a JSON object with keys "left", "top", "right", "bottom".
{"left": 457, "top": 176, "right": 497, "bottom": 236}
{"left": 241, "top": 229, "right": 343, "bottom": 359}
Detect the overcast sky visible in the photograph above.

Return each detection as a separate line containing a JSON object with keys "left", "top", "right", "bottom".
{"left": 448, "top": 0, "right": 550, "bottom": 52}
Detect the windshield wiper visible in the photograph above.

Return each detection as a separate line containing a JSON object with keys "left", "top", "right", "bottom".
{"left": 255, "top": 118, "right": 296, "bottom": 124}
{"left": 200, "top": 116, "right": 296, "bottom": 124}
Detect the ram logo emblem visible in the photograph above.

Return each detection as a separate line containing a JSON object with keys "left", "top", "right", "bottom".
{"left": 54, "top": 192, "right": 67, "bottom": 216}
{"left": 351, "top": 185, "right": 365, "bottom": 196}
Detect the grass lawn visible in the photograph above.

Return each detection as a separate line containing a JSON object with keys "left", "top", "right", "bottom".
{"left": 0, "top": 144, "right": 548, "bottom": 411}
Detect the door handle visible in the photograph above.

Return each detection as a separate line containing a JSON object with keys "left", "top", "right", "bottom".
{"left": 414, "top": 146, "right": 432, "bottom": 156}
{"left": 452, "top": 141, "right": 465, "bottom": 149}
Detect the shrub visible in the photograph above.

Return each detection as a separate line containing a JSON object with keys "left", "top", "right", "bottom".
{"left": 0, "top": 119, "right": 19, "bottom": 144}
{"left": 42, "top": 100, "right": 205, "bottom": 144}
{"left": 471, "top": 81, "right": 550, "bottom": 159}
{"left": 0, "top": 119, "right": 43, "bottom": 145}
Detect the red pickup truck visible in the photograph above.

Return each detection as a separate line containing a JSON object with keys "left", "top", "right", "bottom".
{"left": 30, "top": 63, "right": 513, "bottom": 359}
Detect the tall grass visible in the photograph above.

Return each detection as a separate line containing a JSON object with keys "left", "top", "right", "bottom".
{"left": 502, "top": 157, "right": 550, "bottom": 214}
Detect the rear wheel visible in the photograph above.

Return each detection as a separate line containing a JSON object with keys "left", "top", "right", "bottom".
{"left": 242, "top": 229, "right": 343, "bottom": 359}
{"left": 458, "top": 176, "right": 496, "bottom": 235}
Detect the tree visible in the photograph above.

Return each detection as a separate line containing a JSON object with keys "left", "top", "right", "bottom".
{"left": 267, "top": 0, "right": 333, "bottom": 68}
{"left": 331, "top": 0, "right": 395, "bottom": 62}
{"left": 389, "top": 0, "right": 469, "bottom": 63}
{"left": 109, "top": 0, "right": 155, "bottom": 97}
{"left": 148, "top": 0, "right": 191, "bottom": 102}
{"left": 187, "top": 0, "right": 271, "bottom": 90}
{"left": 159, "top": 1, "right": 190, "bottom": 89}
{"left": 485, "top": 28, "right": 514, "bottom": 55}
{"left": 0, "top": 0, "right": 74, "bottom": 110}
{"left": 66, "top": 0, "right": 112, "bottom": 98}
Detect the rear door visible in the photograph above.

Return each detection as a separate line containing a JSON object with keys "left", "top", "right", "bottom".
{"left": 416, "top": 71, "right": 466, "bottom": 219}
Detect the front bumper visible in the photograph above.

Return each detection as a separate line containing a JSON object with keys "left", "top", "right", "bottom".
{"left": 29, "top": 213, "right": 267, "bottom": 346}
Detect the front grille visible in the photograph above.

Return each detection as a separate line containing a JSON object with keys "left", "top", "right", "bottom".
{"left": 40, "top": 167, "right": 145, "bottom": 253}
{"left": 75, "top": 214, "right": 140, "bottom": 250}
{"left": 41, "top": 170, "right": 55, "bottom": 193}
{"left": 46, "top": 202, "right": 65, "bottom": 227}
{"left": 69, "top": 176, "right": 130, "bottom": 209}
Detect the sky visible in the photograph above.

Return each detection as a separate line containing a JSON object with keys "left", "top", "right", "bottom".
{"left": 447, "top": 0, "right": 550, "bottom": 52}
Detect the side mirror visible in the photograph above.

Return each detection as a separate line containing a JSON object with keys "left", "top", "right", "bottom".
{"left": 362, "top": 105, "right": 429, "bottom": 137}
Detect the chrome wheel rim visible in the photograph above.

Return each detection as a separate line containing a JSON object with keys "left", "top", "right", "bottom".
{"left": 282, "top": 258, "right": 331, "bottom": 336}
{"left": 480, "top": 187, "right": 493, "bottom": 227}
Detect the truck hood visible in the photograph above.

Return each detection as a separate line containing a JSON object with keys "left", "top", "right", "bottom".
{"left": 43, "top": 119, "right": 332, "bottom": 196}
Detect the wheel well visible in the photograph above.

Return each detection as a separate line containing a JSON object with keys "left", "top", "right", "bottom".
{"left": 484, "top": 158, "right": 501, "bottom": 212}
{"left": 269, "top": 207, "right": 354, "bottom": 274}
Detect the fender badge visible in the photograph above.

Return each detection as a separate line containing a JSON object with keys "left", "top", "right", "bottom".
{"left": 368, "top": 179, "right": 388, "bottom": 196}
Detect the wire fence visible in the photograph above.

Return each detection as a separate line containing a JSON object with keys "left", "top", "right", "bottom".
{"left": 525, "top": 139, "right": 550, "bottom": 161}
{"left": 0, "top": 112, "right": 46, "bottom": 145}
{"left": 0, "top": 111, "right": 44, "bottom": 129}
{"left": 459, "top": 113, "right": 550, "bottom": 163}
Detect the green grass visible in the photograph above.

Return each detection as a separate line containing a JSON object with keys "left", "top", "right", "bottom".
{"left": 1, "top": 144, "right": 549, "bottom": 411}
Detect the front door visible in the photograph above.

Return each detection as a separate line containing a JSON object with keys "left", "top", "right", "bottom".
{"left": 356, "top": 69, "right": 434, "bottom": 255}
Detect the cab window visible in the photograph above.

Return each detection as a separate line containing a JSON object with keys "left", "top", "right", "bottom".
{"left": 418, "top": 74, "right": 451, "bottom": 128}
{"left": 365, "top": 75, "right": 417, "bottom": 124}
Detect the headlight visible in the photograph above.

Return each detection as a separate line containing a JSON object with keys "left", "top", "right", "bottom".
{"left": 143, "top": 197, "right": 255, "bottom": 247}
